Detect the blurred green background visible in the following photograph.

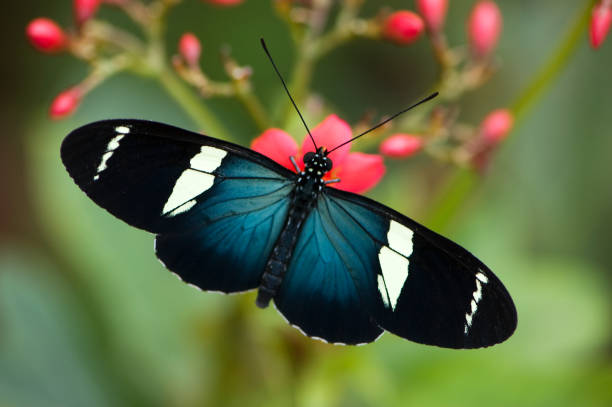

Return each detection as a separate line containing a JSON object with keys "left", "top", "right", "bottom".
{"left": 2, "top": 1, "right": 612, "bottom": 406}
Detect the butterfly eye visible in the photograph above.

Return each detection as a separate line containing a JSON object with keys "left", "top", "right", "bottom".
{"left": 303, "top": 152, "right": 315, "bottom": 163}
{"left": 323, "top": 157, "right": 333, "bottom": 172}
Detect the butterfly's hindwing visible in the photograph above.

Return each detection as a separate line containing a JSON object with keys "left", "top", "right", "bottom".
{"left": 324, "top": 188, "right": 517, "bottom": 348}
{"left": 154, "top": 179, "right": 293, "bottom": 293}
{"left": 273, "top": 194, "right": 383, "bottom": 345}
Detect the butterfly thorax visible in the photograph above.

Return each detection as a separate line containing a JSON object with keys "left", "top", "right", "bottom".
{"left": 255, "top": 149, "right": 333, "bottom": 308}
{"left": 295, "top": 150, "right": 332, "bottom": 203}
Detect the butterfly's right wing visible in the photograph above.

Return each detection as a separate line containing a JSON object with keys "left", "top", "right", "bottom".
{"left": 324, "top": 188, "right": 517, "bottom": 348}
{"left": 61, "top": 119, "right": 295, "bottom": 292}
{"left": 273, "top": 186, "right": 516, "bottom": 348}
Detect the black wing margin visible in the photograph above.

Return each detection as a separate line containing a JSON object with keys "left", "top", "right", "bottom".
{"left": 325, "top": 187, "right": 517, "bottom": 349}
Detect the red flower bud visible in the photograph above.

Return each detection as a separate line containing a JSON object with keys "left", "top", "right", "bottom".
{"left": 480, "top": 109, "right": 513, "bottom": 143}
{"left": 26, "top": 18, "right": 67, "bottom": 53}
{"left": 383, "top": 11, "right": 425, "bottom": 45}
{"left": 380, "top": 134, "right": 423, "bottom": 158}
{"left": 49, "top": 88, "right": 82, "bottom": 119}
{"left": 590, "top": 2, "right": 612, "bottom": 49}
{"left": 202, "top": 0, "right": 244, "bottom": 6}
{"left": 416, "top": 0, "right": 448, "bottom": 32}
{"left": 468, "top": 1, "right": 502, "bottom": 57}
{"left": 179, "top": 33, "right": 202, "bottom": 67}
{"left": 74, "top": 0, "right": 101, "bottom": 26}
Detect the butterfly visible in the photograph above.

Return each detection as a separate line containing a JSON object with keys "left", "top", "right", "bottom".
{"left": 60, "top": 117, "right": 517, "bottom": 348}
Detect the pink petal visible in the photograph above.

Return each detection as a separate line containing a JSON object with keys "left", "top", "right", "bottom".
{"left": 380, "top": 134, "right": 423, "bottom": 158}
{"left": 301, "top": 114, "right": 352, "bottom": 166}
{"left": 468, "top": 1, "right": 502, "bottom": 57}
{"left": 383, "top": 11, "right": 425, "bottom": 46}
{"left": 251, "top": 128, "right": 299, "bottom": 171}
{"left": 332, "top": 152, "right": 385, "bottom": 194}
{"left": 480, "top": 109, "right": 514, "bottom": 143}
{"left": 590, "top": 3, "right": 612, "bottom": 49}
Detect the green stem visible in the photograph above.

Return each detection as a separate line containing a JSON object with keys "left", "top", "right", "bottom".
{"left": 315, "top": 0, "right": 364, "bottom": 58}
{"left": 235, "top": 87, "right": 271, "bottom": 131}
{"left": 279, "top": 0, "right": 333, "bottom": 128}
{"left": 424, "top": 168, "right": 478, "bottom": 231}
{"left": 158, "top": 69, "right": 230, "bottom": 138}
{"left": 424, "top": 0, "right": 595, "bottom": 231}
{"left": 280, "top": 41, "right": 316, "bottom": 128}
{"left": 135, "top": 0, "right": 231, "bottom": 138}
{"left": 510, "top": 0, "right": 596, "bottom": 120}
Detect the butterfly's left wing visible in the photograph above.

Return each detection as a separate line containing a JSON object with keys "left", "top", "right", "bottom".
{"left": 61, "top": 119, "right": 295, "bottom": 293}
{"left": 274, "top": 187, "right": 516, "bottom": 348}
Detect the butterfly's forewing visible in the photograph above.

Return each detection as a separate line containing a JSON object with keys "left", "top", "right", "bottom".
{"left": 324, "top": 188, "right": 517, "bottom": 348}
{"left": 61, "top": 119, "right": 294, "bottom": 292}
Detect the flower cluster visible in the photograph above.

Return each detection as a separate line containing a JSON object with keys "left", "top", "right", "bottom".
{"left": 25, "top": 0, "right": 246, "bottom": 120}
{"left": 27, "top": 0, "right": 519, "bottom": 193}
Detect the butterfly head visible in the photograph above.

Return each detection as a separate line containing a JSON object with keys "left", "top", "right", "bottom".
{"left": 303, "top": 147, "right": 333, "bottom": 177}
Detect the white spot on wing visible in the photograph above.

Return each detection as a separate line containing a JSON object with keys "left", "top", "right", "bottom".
{"left": 166, "top": 199, "right": 197, "bottom": 217}
{"left": 377, "top": 220, "right": 414, "bottom": 311}
{"left": 115, "top": 125, "right": 130, "bottom": 134}
{"left": 190, "top": 146, "right": 228, "bottom": 172}
{"left": 387, "top": 220, "right": 414, "bottom": 258}
{"left": 476, "top": 272, "right": 488, "bottom": 284}
{"left": 473, "top": 278, "right": 484, "bottom": 302}
{"left": 93, "top": 134, "right": 124, "bottom": 181}
{"left": 378, "top": 247, "right": 409, "bottom": 310}
{"left": 463, "top": 271, "right": 488, "bottom": 335}
{"left": 163, "top": 171, "right": 214, "bottom": 215}
{"left": 97, "top": 151, "right": 114, "bottom": 172}
{"left": 162, "top": 146, "right": 227, "bottom": 215}
{"left": 377, "top": 275, "right": 390, "bottom": 308}
{"left": 108, "top": 138, "right": 121, "bottom": 150}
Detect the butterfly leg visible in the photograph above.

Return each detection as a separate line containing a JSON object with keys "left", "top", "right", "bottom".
{"left": 289, "top": 156, "right": 300, "bottom": 173}
{"left": 324, "top": 178, "right": 340, "bottom": 185}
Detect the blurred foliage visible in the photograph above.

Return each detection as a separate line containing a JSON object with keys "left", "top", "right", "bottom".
{"left": 2, "top": 0, "right": 612, "bottom": 406}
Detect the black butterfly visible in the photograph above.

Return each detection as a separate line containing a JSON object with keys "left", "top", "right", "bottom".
{"left": 60, "top": 116, "right": 516, "bottom": 348}
{"left": 60, "top": 38, "right": 516, "bottom": 347}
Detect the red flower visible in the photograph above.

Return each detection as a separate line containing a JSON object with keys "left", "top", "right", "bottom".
{"left": 417, "top": 0, "right": 448, "bottom": 32}
{"left": 49, "top": 88, "right": 82, "bottom": 119}
{"left": 480, "top": 109, "right": 514, "bottom": 143}
{"left": 471, "top": 108, "right": 514, "bottom": 170}
{"left": 468, "top": 1, "right": 502, "bottom": 57}
{"left": 178, "top": 33, "right": 202, "bottom": 67}
{"left": 26, "top": 18, "right": 67, "bottom": 53}
{"left": 251, "top": 115, "right": 385, "bottom": 194}
{"left": 380, "top": 134, "right": 423, "bottom": 158}
{"left": 74, "top": 0, "right": 101, "bottom": 26}
{"left": 590, "top": 2, "right": 612, "bottom": 49}
{"left": 383, "top": 11, "right": 425, "bottom": 46}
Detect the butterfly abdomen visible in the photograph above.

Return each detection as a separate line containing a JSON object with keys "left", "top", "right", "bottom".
{"left": 255, "top": 161, "right": 325, "bottom": 308}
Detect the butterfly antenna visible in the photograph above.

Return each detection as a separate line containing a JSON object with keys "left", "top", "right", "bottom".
{"left": 260, "top": 38, "right": 318, "bottom": 150}
{"left": 326, "top": 92, "right": 439, "bottom": 155}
